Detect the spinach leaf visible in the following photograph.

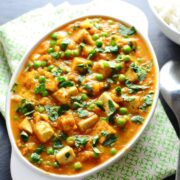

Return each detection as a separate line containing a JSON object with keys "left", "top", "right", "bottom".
{"left": 75, "top": 136, "right": 88, "bottom": 148}
{"left": 92, "top": 135, "right": 99, "bottom": 146}
{"left": 53, "top": 137, "right": 64, "bottom": 149}
{"left": 58, "top": 104, "right": 70, "bottom": 115}
{"left": 76, "top": 64, "right": 89, "bottom": 74}
{"left": 83, "top": 84, "right": 93, "bottom": 97}
{"left": 11, "top": 83, "right": 18, "bottom": 93}
{"left": 125, "top": 80, "right": 147, "bottom": 91}
{"left": 16, "top": 99, "right": 34, "bottom": 116}
{"left": 92, "top": 146, "right": 101, "bottom": 154}
{"left": 140, "top": 93, "right": 153, "bottom": 111}
{"left": 131, "top": 62, "right": 147, "bottom": 81}
{"left": 51, "top": 67, "right": 62, "bottom": 77}
{"left": 45, "top": 105, "right": 69, "bottom": 121}
{"left": 122, "top": 94, "right": 135, "bottom": 102}
{"left": 102, "top": 134, "right": 118, "bottom": 147}
{"left": 77, "top": 109, "right": 89, "bottom": 118}
{"left": 34, "top": 83, "right": 48, "bottom": 97}
{"left": 35, "top": 145, "right": 45, "bottom": 154}
{"left": 59, "top": 80, "right": 74, "bottom": 88}
{"left": 108, "top": 100, "right": 116, "bottom": 116}
{"left": 104, "top": 45, "right": 119, "bottom": 54}
{"left": 131, "top": 115, "right": 144, "bottom": 124}
{"left": 61, "top": 39, "right": 71, "bottom": 51}
{"left": 87, "top": 49, "right": 97, "bottom": 60}
{"left": 119, "top": 25, "right": 136, "bottom": 37}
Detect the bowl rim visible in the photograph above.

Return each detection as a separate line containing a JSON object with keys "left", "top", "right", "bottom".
{"left": 5, "top": 14, "right": 159, "bottom": 179}
{"left": 148, "top": 0, "right": 180, "bottom": 35}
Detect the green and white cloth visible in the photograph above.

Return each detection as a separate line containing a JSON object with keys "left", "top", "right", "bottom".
{"left": 0, "top": 1, "right": 179, "bottom": 179}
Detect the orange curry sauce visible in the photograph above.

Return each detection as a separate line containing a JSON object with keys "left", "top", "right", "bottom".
{"left": 10, "top": 16, "right": 156, "bottom": 175}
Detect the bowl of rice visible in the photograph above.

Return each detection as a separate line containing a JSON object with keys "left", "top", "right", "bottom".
{"left": 148, "top": 0, "right": 180, "bottom": 45}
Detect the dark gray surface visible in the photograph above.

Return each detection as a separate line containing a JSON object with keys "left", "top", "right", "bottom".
{"left": 0, "top": 0, "right": 179, "bottom": 180}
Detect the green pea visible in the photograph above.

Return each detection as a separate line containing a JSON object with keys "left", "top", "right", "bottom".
{"left": 81, "top": 93, "right": 88, "bottom": 101}
{"left": 95, "top": 73, "right": 104, "bottom": 81}
{"left": 40, "top": 61, "right": 47, "bottom": 67}
{"left": 101, "top": 32, "right": 109, "bottom": 37}
{"left": 47, "top": 47, "right": 54, "bottom": 54}
{"left": 34, "top": 61, "right": 41, "bottom": 69}
{"left": 53, "top": 161, "right": 60, "bottom": 168}
{"left": 123, "top": 45, "right": 132, "bottom": 54}
{"left": 50, "top": 40, "right": 56, "bottom": 47}
{"left": 102, "top": 61, "right": 110, "bottom": 68}
{"left": 74, "top": 162, "right": 82, "bottom": 170}
{"left": 72, "top": 102, "right": 82, "bottom": 109}
{"left": 110, "top": 147, "right": 117, "bottom": 155}
{"left": 108, "top": 20, "right": 114, "bottom": 25}
{"left": 116, "top": 63, "right": 122, "bottom": 71}
{"left": 92, "top": 34, "right": 99, "bottom": 41}
{"left": 37, "top": 105, "right": 45, "bottom": 113}
{"left": 116, "top": 117, "right": 126, "bottom": 126}
{"left": 42, "top": 90, "right": 48, "bottom": 97}
{"left": 39, "top": 76, "right": 46, "bottom": 83}
{"left": 118, "top": 74, "right": 126, "bottom": 82}
{"left": 123, "top": 55, "right": 130, "bottom": 62}
{"left": 96, "top": 41, "right": 103, "bottom": 48}
{"left": 51, "top": 33, "right": 58, "bottom": 40}
{"left": 51, "top": 52, "right": 61, "bottom": 59}
{"left": 119, "top": 107, "right": 128, "bottom": 115}
{"left": 47, "top": 65, "right": 54, "bottom": 71}
{"left": 87, "top": 103, "right": 96, "bottom": 111}
{"left": 64, "top": 50, "right": 72, "bottom": 58}
{"left": 47, "top": 147, "right": 54, "bottom": 155}
{"left": 66, "top": 136, "right": 75, "bottom": 146}
{"left": 93, "top": 152, "right": 99, "bottom": 158}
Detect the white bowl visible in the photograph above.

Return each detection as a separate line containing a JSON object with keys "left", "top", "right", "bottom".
{"left": 6, "top": 15, "right": 159, "bottom": 180}
{"left": 148, "top": 0, "right": 180, "bottom": 45}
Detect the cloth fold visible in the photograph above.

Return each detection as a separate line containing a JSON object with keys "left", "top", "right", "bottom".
{"left": 0, "top": 1, "right": 179, "bottom": 179}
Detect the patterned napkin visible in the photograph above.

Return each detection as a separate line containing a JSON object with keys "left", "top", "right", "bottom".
{"left": 0, "top": 1, "right": 179, "bottom": 179}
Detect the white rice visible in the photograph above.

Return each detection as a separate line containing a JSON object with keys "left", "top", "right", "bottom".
{"left": 151, "top": 0, "right": 180, "bottom": 33}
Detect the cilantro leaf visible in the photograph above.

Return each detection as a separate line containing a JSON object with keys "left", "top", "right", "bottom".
{"left": 102, "top": 134, "right": 117, "bottom": 147}
{"left": 140, "top": 93, "right": 153, "bottom": 111}
{"left": 75, "top": 136, "right": 88, "bottom": 148}
{"left": 119, "top": 25, "right": 136, "bottom": 37}
{"left": 131, "top": 62, "right": 147, "bottom": 81}
{"left": 108, "top": 100, "right": 116, "bottom": 116}
{"left": 131, "top": 115, "right": 144, "bottom": 124}
{"left": 16, "top": 99, "right": 34, "bottom": 116}
{"left": 77, "top": 109, "right": 89, "bottom": 118}
{"left": 125, "top": 80, "right": 147, "bottom": 91}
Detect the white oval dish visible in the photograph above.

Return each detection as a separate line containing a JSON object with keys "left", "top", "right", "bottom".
{"left": 148, "top": 0, "right": 180, "bottom": 45}
{"left": 6, "top": 14, "right": 159, "bottom": 180}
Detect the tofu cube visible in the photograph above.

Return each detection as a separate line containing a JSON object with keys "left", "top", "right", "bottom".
{"left": 45, "top": 79, "right": 58, "bottom": 92}
{"left": 98, "top": 92, "right": 119, "bottom": 115}
{"left": 34, "top": 121, "right": 54, "bottom": 143}
{"left": 19, "top": 117, "right": 33, "bottom": 134}
{"left": 78, "top": 114, "right": 98, "bottom": 131}
{"left": 73, "top": 29, "right": 94, "bottom": 45}
{"left": 56, "top": 146, "right": 75, "bottom": 165}
{"left": 91, "top": 120, "right": 117, "bottom": 143}
{"left": 60, "top": 112, "right": 77, "bottom": 132}
{"left": 125, "top": 68, "right": 138, "bottom": 82}
{"left": 71, "top": 57, "right": 91, "bottom": 72}
{"left": 53, "top": 86, "right": 78, "bottom": 104}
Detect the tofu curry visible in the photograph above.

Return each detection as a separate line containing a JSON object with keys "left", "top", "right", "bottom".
{"left": 10, "top": 16, "right": 156, "bottom": 175}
